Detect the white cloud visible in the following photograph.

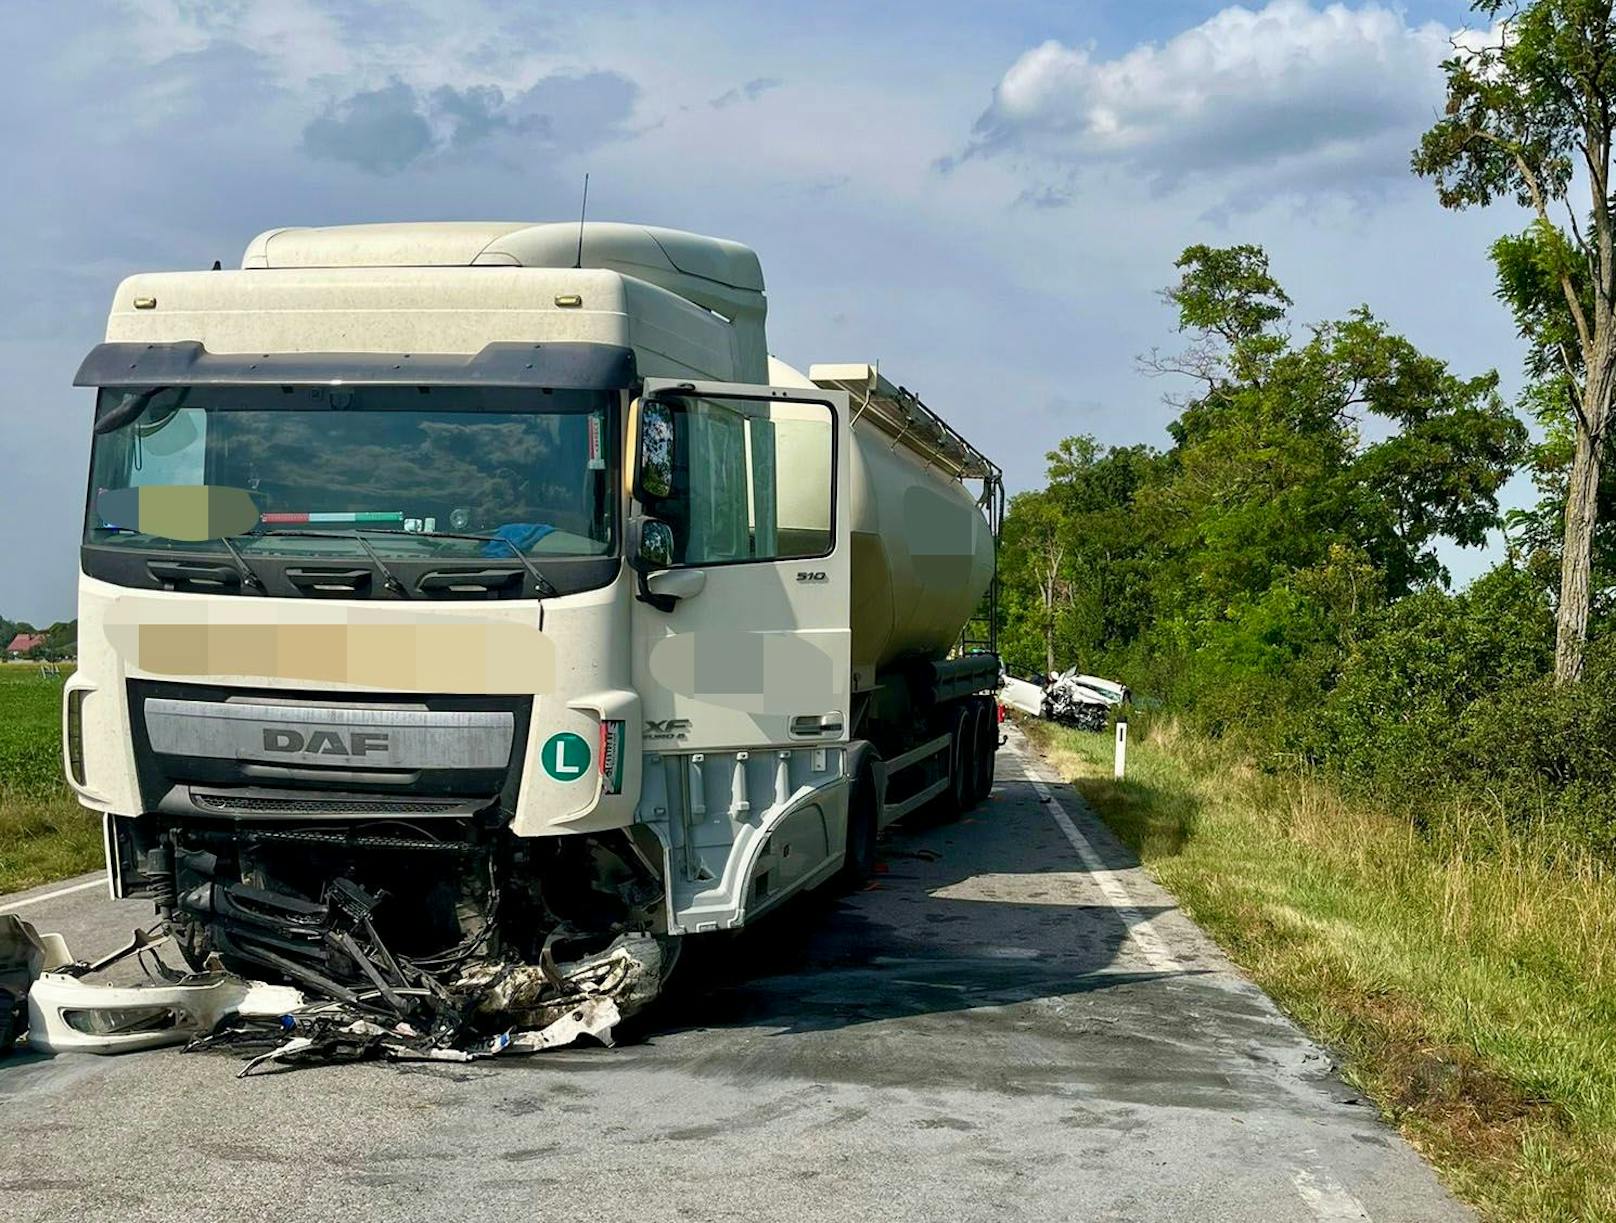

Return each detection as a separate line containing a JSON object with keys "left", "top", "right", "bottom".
{"left": 0, "top": 0, "right": 1532, "bottom": 618}
{"left": 957, "top": 1, "right": 1458, "bottom": 204}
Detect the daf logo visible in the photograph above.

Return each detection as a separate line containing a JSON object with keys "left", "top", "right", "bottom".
{"left": 263, "top": 727, "right": 391, "bottom": 757}
{"left": 644, "top": 718, "right": 692, "bottom": 742}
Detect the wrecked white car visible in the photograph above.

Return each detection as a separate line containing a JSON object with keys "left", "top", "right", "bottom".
{"left": 1000, "top": 669, "right": 1130, "bottom": 731}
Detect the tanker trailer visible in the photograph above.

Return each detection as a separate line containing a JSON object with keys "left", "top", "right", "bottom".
{"left": 788, "top": 359, "right": 1002, "bottom": 847}
{"left": 58, "top": 221, "right": 1002, "bottom": 1055}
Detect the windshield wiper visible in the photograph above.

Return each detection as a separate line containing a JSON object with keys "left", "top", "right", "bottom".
{"left": 356, "top": 528, "right": 561, "bottom": 598}
{"left": 466, "top": 533, "right": 560, "bottom": 599}
{"left": 244, "top": 528, "right": 407, "bottom": 597}
{"left": 347, "top": 532, "right": 408, "bottom": 596}
{"left": 216, "top": 535, "right": 267, "bottom": 593}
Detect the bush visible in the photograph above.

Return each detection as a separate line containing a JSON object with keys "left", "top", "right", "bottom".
{"left": 1452, "top": 640, "right": 1616, "bottom": 858}
{"left": 1305, "top": 564, "right": 1553, "bottom": 787}
{"left": 1126, "top": 584, "right": 1344, "bottom": 745}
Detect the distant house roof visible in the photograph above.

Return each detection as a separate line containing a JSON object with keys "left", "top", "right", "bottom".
{"left": 5, "top": 632, "right": 46, "bottom": 654}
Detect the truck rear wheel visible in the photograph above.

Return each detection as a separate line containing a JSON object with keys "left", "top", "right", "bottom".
{"left": 976, "top": 697, "right": 999, "bottom": 803}
{"left": 936, "top": 704, "right": 973, "bottom": 820}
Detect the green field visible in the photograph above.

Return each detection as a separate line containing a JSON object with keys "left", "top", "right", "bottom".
{"left": 0, "top": 664, "right": 100, "bottom": 894}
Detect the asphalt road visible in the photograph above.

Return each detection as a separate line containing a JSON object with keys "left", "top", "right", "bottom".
{"left": 0, "top": 727, "right": 1469, "bottom": 1222}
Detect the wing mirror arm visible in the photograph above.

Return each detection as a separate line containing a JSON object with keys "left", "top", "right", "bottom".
{"left": 636, "top": 571, "right": 678, "bottom": 614}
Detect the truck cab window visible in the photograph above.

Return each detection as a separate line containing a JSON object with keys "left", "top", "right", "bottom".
{"left": 85, "top": 385, "right": 618, "bottom": 559}
{"left": 653, "top": 396, "right": 832, "bottom": 565}
{"left": 98, "top": 401, "right": 208, "bottom": 490}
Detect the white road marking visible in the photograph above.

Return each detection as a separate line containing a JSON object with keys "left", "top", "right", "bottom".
{"left": 1293, "top": 1169, "right": 1372, "bottom": 1221}
{"left": 1005, "top": 736, "right": 1184, "bottom": 974}
{"left": 1009, "top": 738, "right": 1375, "bottom": 1219}
{"left": 0, "top": 876, "right": 105, "bottom": 912}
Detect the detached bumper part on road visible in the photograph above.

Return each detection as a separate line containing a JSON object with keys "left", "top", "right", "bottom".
{"left": 3, "top": 903, "right": 664, "bottom": 1068}
{"left": 4, "top": 912, "right": 302, "bottom": 1056}
{"left": 27, "top": 972, "right": 303, "bottom": 1055}
{"left": 1, "top": 914, "right": 74, "bottom": 1057}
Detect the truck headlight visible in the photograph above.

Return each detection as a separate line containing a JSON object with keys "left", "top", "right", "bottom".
{"left": 65, "top": 689, "right": 88, "bottom": 787}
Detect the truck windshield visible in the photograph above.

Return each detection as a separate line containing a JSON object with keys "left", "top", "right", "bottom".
{"left": 85, "top": 384, "right": 617, "bottom": 557}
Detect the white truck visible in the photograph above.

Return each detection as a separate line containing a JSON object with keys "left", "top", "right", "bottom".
{"left": 59, "top": 221, "right": 1002, "bottom": 1043}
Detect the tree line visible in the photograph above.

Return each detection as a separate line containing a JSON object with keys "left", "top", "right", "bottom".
{"left": 993, "top": 0, "right": 1616, "bottom": 860}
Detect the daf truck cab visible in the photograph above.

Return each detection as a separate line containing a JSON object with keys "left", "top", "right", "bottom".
{"left": 62, "top": 222, "right": 1001, "bottom": 1015}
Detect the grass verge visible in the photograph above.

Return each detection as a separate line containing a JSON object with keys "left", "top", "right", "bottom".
{"left": 0, "top": 663, "right": 100, "bottom": 895}
{"left": 0, "top": 791, "right": 101, "bottom": 895}
{"left": 1020, "top": 715, "right": 1616, "bottom": 1223}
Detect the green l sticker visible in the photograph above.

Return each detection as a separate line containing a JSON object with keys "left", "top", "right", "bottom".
{"left": 541, "top": 731, "right": 592, "bottom": 782}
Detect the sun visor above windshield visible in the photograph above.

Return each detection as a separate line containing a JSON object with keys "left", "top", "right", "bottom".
{"left": 73, "top": 341, "right": 637, "bottom": 390}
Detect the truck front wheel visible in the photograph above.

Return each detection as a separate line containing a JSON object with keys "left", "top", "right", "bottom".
{"left": 837, "top": 746, "right": 879, "bottom": 889}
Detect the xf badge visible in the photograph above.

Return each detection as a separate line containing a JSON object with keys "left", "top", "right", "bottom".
{"left": 644, "top": 718, "right": 692, "bottom": 742}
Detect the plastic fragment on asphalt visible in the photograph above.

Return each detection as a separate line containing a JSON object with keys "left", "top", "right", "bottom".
{"left": 505, "top": 997, "right": 621, "bottom": 1052}
{"left": 0, "top": 914, "right": 74, "bottom": 997}
{"left": 27, "top": 970, "right": 305, "bottom": 1055}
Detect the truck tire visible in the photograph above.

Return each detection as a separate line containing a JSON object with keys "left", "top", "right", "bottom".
{"left": 936, "top": 704, "right": 973, "bottom": 820}
{"left": 978, "top": 698, "right": 999, "bottom": 798}
{"left": 837, "top": 745, "right": 879, "bottom": 890}
{"left": 968, "top": 697, "right": 997, "bottom": 806}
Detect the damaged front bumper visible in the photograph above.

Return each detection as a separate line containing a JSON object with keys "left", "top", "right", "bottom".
{"left": 4, "top": 908, "right": 667, "bottom": 1072}
{"left": 65, "top": 796, "right": 678, "bottom": 1070}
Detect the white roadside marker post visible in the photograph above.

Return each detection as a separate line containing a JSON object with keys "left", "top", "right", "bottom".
{"left": 1114, "top": 720, "right": 1128, "bottom": 780}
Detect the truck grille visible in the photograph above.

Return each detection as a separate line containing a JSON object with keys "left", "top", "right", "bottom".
{"left": 190, "top": 793, "right": 469, "bottom": 817}
{"left": 127, "top": 680, "right": 533, "bottom": 818}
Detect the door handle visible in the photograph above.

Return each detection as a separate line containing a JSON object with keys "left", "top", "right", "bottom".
{"left": 791, "top": 712, "right": 844, "bottom": 736}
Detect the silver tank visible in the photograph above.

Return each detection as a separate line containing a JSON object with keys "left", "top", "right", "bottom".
{"left": 768, "top": 359, "right": 995, "bottom": 678}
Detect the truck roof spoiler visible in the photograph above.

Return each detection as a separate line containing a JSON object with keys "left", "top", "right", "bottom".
{"left": 808, "top": 363, "right": 1000, "bottom": 484}
{"left": 73, "top": 341, "right": 637, "bottom": 390}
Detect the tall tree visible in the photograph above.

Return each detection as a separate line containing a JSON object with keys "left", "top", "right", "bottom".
{"left": 1413, "top": 0, "right": 1616, "bottom": 682}
{"left": 1151, "top": 248, "right": 1524, "bottom": 609}
{"left": 999, "top": 490, "right": 1070, "bottom": 677}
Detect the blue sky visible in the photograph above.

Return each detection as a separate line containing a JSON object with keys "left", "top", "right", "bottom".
{"left": 0, "top": 0, "right": 1525, "bottom": 622}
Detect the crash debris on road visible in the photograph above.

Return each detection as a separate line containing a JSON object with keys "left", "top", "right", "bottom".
{"left": 1, "top": 896, "right": 664, "bottom": 1075}
{"left": 1001, "top": 670, "right": 1130, "bottom": 731}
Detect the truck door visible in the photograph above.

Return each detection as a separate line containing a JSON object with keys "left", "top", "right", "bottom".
{"left": 629, "top": 380, "right": 851, "bottom": 755}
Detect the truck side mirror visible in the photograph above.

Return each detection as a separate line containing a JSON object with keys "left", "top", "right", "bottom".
{"left": 634, "top": 398, "right": 675, "bottom": 503}
{"left": 629, "top": 516, "right": 678, "bottom": 612}
{"left": 633, "top": 518, "right": 675, "bottom": 570}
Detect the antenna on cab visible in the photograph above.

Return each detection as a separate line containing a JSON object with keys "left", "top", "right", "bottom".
{"left": 574, "top": 173, "right": 590, "bottom": 269}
